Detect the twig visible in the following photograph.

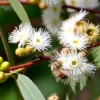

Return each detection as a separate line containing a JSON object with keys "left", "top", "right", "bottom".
{"left": 87, "top": 42, "right": 100, "bottom": 48}
{"left": 8, "top": 56, "right": 50, "bottom": 71}
{"left": 62, "top": 5, "right": 100, "bottom": 14}
{"left": 0, "top": 0, "right": 39, "bottom": 5}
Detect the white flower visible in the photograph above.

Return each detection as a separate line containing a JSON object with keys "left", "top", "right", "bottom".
{"left": 27, "top": 28, "right": 52, "bottom": 51}
{"left": 58, "top": 10, "right": 88, "bottom": 45}
{"left": 42, "top": 4, "right": 62, "bottom": 35}
{"left": 64, "top": 0, "right": 85, "bottom": 12}
{"left": 71, "top": 10, "right": 88, "bottom": 23}
{"left": 59, "top": 32, "right": 88, "bottom": 51}
{"left": 58, "top": 18, "right": 75, "bottom": 39}
{"left": 84, "top": 0, "right": 99, "bottom": 9}
{"left": 63, "top": 52, "right": 95, "bottom": 76}
{"left": 50, "top": 51, "right": 96, "bottom": 88}
{"left": 8, "top": 23, "right": 33, "bottom": 47}
{"left": 41, "top": 0, "right": 61, "bottom": 6}
{"left": 43, "top": 4, "right": 62, "bottom": 16}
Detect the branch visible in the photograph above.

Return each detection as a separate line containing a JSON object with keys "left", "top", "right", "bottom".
{"left": 87, "top": 42, "right": 100, "bottom": 48}
{"left": 0, "top": 0, "right": 39, "bottom": 5}
{"left": 62, "top": 5, "right": 100, "bottom": 14}
{"left": 8, "top": 56, "right": 50, "bottom": 71}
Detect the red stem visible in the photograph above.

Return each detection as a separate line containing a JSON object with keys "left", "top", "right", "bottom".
{"left": 87, "top": 42, "right": 100, "bottom": 48}
{"left": 0, "top": 0, "right": 39, "bottom": 5}
{"left": 8, "top": 56, "right": 50, "bottom": 71}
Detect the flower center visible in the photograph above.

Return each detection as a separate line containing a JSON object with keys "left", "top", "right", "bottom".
{"left": 53, "top": 7, "right": 57, "bottom": 12}
{"left": 66, "top": 29, "right": 71, "bottom": 33}
{"left": 71, "top": 61, "right": 77, "bottom": 66}
{"left": 36, "top": 39, "right": 40, "bottom": 42}
{"left": 19, "top": 34, "right": 24, "bottom": 41}
{"left": 52, "top": 20, "right": 57, "bottom": 26}
{"left": 73, "top": 40, "right": 78, "bottom": 44}
{"left": 87, "top": 29, "right": 94, "bottom": 35}
{"left": 71, "top": 0, "right": 76, "bottom": 5}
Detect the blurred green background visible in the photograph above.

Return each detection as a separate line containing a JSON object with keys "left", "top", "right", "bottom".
{"left": 0, "top": 3, "right": 100, "bottom": 100}
{"left": 0, "top": 4, "right": 67, "bottom": 100}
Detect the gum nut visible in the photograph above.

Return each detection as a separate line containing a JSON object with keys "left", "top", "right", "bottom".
{"left": 25, "top": 45, "right": 34, "bottom": 54}
{"left": 0, "top": 56, "right": 4, "bottom": 66}
{"left": 0, "top": 61, "right": 10, "bottom": 71}
{"left": 15, "top": 48, "right": 27, "bottom": 57}
{"left": 0, "top": 71, "right": 5, "bottom": 81}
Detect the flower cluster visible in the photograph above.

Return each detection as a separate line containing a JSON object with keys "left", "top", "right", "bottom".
{"left": 41, "top": 0, "right": 99, "bottom": 35}
{"left": 8, "top": 23, "right": 52, "bottom": 53}
{"left": 50, "top": 10, "right": 99, "bottom": 90}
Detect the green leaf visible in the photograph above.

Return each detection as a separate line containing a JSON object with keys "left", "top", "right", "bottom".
{"left": 8, "top": 0, "right": 30, "bottom": 23}
{"left": 88, "top": 46, "right": 100, "bottom": 69}
{"left": 16, "top": 74, "right": 45, "bottom": 100}
{"left": 65, "top": 80, "right": 86, "bottom": 100}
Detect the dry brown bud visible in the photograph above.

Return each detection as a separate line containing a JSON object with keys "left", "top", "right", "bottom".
{"left": 61, "top": 47, "right": 70, "bottom": 54}
{"left": 79, "top": 50, "right": 86, "bottom": 57}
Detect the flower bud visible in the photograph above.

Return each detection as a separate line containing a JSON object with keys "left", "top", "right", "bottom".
{"left": 98, "top": 97, "right": 100, "bottom": 100}
{"left": 0, "top": 61, "right": 10, "bottom": 71}
{"left": 0, "top": 72, "right": 12, "bottom": 83}
{"left": 25, "top": 45, "right": 34, "bottom": 54}
{"left": 61, "top": 47, "right": 70, "bottom": 54}
{"left": 48, "top": 93, "right": 59, "bottom": 100}
{"left": 0, "top": 56, "right": 4, "bottom": 66}
{"left": 15, "top": 48, "right": 27, "bottom": 57}
{"left": 29, "top": 0, "right": 37, "bottom": 4}
{"left": 0, "top": 71, "right": 5, "bottom": 81}
{"left": 39, "top": 2, "right": 47, "bottom": 9}
{"left": 79, "top": 50, "right": 86, "bottom": 57}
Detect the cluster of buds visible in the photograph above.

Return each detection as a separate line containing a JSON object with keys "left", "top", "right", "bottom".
{"left": 15, "top": 45, "right": 34, "bottom": 57}
{"left": 0, "top": 56, "right": 11, "bottom": 83}
{"left": 50, "top": 10, "right": 99, "bottom": 90}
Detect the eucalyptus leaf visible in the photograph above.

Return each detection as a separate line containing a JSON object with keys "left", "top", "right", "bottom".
{"left": 8, "top": 0, "right": 30, "bottom": 23}
{"left": 79, "top": 75, "right": 86, "bottom": 90}
{"left": 88, "top": 46, "right": 100, "bottom": 69}
{"left": 16, "top": 74, "right": 45, "bottom": 100}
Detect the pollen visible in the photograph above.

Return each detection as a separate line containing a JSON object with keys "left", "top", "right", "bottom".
{"left": 72, "top": 61, "right": 77, "bottom": 65}
{"left": 73, "top": 40, "right": 78, "bottom": 44}
{"left": 70, "top": 0, "right": 76, "bottom": 5}
{"left": 36, "top": 39, "right": 40, "bottom": 42}
{"left": 19, "top": 34, "right": 24, "bottom": 41}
